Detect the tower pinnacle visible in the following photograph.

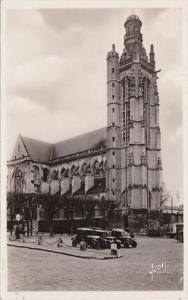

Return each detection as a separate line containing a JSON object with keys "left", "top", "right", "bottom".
{"left": 149, "top": 43, "right": 155, "bottom": 66}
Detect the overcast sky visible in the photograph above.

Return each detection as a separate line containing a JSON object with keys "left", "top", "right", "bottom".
{"left": 6, "top": 8, "right": 183, "bottom": 205}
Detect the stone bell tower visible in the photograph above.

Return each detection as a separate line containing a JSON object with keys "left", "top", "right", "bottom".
{"left": 106, "top": 44, "right": 121, "bottom": 205}
{"left": 107, "top": 14, "right": 162, "bottom": 218}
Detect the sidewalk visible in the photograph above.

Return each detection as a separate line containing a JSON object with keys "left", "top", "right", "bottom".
{"left": 7, "top": 233, "right": 123, "bottom": 260}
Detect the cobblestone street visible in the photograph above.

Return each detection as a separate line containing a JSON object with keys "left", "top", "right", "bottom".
{"left": 8, "top": 236, "right": 183, "bottom": 291}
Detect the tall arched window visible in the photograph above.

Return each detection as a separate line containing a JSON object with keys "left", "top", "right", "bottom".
{"left": 51, "top": 169, "right": 59, "bottom": 180}
{"left": 70, "top": 165, "right": 75, "bottom": 177}
{"left": 92, "top": 160, "right": 100, "bottom": 175}
{"left": 43, "top": 168, "right": 49, "bottom": 182}
{"left": 60, "top": 167, "right": 66, "bottom": 178}
{"left": 13, "top": 168, "right": 24, "bottom": 194}
{"left": 33, "top": 165, "right": 40, "bottom": 178}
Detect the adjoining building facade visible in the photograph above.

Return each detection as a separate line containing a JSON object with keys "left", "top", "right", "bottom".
{"left": 7, "top": 14, "right": 163, "bottom": 233}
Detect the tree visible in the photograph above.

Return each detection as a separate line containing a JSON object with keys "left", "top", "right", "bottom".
{"left": 39, "top": 193, "right": 61, "bottom": 237}
{"left": 22, "top": 195, "right": 37, "bottom": 236}
{"left": 7, "top": 192, "right": 16, "bottom": 236}
{"left": 160, "top": 182, "right": 170, "bottom": 208}
{"left": 7, "top": 192, "right": 38, "bottom": 237}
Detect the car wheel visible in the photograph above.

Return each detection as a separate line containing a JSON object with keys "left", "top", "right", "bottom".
{"left": 101, "top": 243, "right": 106, "bottom": 249}
{"left": 90, "top": 240, "right": 96, "bottom": 249}
{"left": 132, "top": 241, "right": 137, "bottom": 248}
{"left": 124, "top": 241, "right": 129, "bottom": 248}
{"left": 94, "top": 241, "right": 100, "bottom": 250}
{"left": 72, "top": 240, "right": 77, "bottom": 247}
{"left": 106, "top": 242, "right": 111, "bottom": 249}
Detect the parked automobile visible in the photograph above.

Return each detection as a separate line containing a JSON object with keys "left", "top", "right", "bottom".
{"left": 71, "top": 227, "right": 105, "bottom": 249}
{"left": 124, "top": 227, "right": 135, "bottom": 238}
{"left": 148, "top": 227, "right": 162, "bottom": 237}
{"left": 166, "top": 223, "right": 183, "bottom": 238}
{"left": 111, "top": 228, "right": 137, "bottom": 248}
{"left": 91, "top": 229, "right": 121, "bottom": 249}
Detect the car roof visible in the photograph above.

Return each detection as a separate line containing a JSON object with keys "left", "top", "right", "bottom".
{"left": 91, "top": 227, "right": 102, "bottom": 230}
{"left": 112, "top": 228, "right": 125, "bottom": 232}
{"left": 93, "top": 229, "right": 108, "bottom": 233}
{"left": 77, "top": 228, "right": 95, "bottom": 231}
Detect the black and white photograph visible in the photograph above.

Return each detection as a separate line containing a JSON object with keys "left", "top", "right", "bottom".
{"left": 1, "top": 1, "right": 188, "bottom": 299}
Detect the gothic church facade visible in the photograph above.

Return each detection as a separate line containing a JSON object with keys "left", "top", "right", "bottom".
{"left": 7, "top": 14, "right": 162, "bottom": 232}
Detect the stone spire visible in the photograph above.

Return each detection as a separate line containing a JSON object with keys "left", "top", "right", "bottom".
{"left": 149, "top": 43, "right": 155, "bottom": 66}
{"left": 107, "top": 43, "right": 119, "bottom": 59}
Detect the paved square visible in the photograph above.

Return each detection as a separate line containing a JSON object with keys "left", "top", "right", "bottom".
{"left": 8, "top": 236, "right": 183, "bottom": 291}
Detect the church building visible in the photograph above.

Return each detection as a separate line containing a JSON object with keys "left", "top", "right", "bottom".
{"left": 7, "top": 14, "right": 163, "bottom": 233}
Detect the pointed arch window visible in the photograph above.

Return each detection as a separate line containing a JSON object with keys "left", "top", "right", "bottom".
{"left": 43, "top": 168, "right": 49, "bottom": 182}
{"left": 51, "top": 169, "right": 59, "bottom": 180}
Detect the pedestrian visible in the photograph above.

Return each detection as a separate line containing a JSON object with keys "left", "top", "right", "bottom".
{"left": 15, "top": 225, "right": 20, "bottom": 240}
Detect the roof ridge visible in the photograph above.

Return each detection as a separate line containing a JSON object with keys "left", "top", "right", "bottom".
{"left": 22, "top": 135, "right": 53, "bottom": 145}
{"left": 55, "top": 127, "right": 106, "bottom": 145}
{"left": 19, "top": 134, "right": 31, "bottom": 159}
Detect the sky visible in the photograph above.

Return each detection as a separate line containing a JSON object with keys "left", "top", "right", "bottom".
{"left": 6, "top": 8, "right": 183, "bottom": 205}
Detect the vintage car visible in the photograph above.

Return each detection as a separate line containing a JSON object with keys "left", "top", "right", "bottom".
{"left": 91, "top": 229, "right": 121, "bottom": 249}
{"left": 71, "top": 227, "right": 106, "bottom": 249}
{"left": 111, "top": 228, "right": 137, "bottom": 248}
{"left": 166, "top": 223, "right": 183, "bottom": 238}
{"left": 124, "top": 227, "right": 135, "bottom": 238}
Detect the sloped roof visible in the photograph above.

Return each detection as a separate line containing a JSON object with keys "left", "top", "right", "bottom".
{"left": 87, "top": 177, "right": 106, "bottom": 194}
{"left": 21, "top": 136, "right": 53, "bottom": 162}
{"left": 17, "top": 127, "right": 107, "bottom": 163}
{"left": 73, "top": 182, "right": 85, "bottom": 196}
{"left": 52, "top": 127, "right": 107, "bottom": 159}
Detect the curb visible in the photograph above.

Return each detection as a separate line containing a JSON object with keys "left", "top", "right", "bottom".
{"left": 7, "top": 243, "right": 123, "bottom": 260}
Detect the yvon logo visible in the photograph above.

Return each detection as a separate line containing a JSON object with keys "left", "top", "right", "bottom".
{"left": 149, "top": 261, "right": 167, "bottom": 281}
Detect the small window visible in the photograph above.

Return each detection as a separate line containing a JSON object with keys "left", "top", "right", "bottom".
{"left": 112, "top": 122, "right": 115, "bottom": 127}
{"left": 112, "top": 165, "right": 115, "bottom": 168}
{"left": 112, "top": 68, "right": 115, "bottom": 73}
{"left": 112, "top": 95, "right": 115, "bottom": 99}
{"left": 112, "top": 137, "right": 115, "bottom": 142}
{"left": 112, "top": 190, "right": 115, "bottom": 195}
{"left": 112, "top": 82, "right": 115, "bottom": 87}
{"left": 112, "top": 108, "right": 115, "bottom": 113}
{"left": 113, "top": 178, "right": 115, "bottom": 182}
{"left": 112, "top": 151, "right": 115, "bottom": 156}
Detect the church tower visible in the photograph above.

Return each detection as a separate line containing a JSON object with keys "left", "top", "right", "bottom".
{"left": 107, "top": 14, "right": 162, "bottom": 224}
{"left": 106, "top": 44, "right": 121, "bottom": 205}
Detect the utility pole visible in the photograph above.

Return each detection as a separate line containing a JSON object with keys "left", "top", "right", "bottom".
{"left": 171, "top": 196, "right": 173, "bottom": 223}
{"left": 176, "top": 192, "right": 180, "bottom": 205}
